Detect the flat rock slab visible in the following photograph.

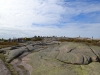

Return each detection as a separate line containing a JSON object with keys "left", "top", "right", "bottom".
{"left": 57, "top": 42, "right": 99, "bottom": 64}
{"left": 20, "top": 42, "right": 100, "bottom": 75}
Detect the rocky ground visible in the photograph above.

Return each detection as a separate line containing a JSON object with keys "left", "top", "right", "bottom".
{"left": 0, "top": 40, "right": 100, "bottom": 75}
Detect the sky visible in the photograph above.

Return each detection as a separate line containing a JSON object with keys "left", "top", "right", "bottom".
{"left": 0, "top": 0, "right": 100, "bottom": 39}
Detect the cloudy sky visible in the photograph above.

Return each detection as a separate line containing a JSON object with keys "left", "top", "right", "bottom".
{"left": 0, "top": 0, "right": 100, "bottom": 39}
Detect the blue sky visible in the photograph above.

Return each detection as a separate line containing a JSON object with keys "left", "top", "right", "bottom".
{"left": 0, "top": 0, "right": 100, "bottom": 39}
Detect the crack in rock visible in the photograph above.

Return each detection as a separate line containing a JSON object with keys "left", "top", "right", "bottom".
{"left": 89, "top": 47, "right": 100, "bottom": 62}
{"left": 67, "top": 47, "right": 76, "bottom": 53}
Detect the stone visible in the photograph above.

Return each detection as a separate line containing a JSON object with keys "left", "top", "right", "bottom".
{"left": 1, "top": 41, "right": 100, "bottom": 75}
{"left": 57, "top": 52, "right": 91, "bottom": 65}
{"left": 90, "top": 46, "right": 100, "bottom": 60}
{"left": 0, "top": 59, "right": 11, "bottom": 75}
{"left": 26, "top": 45, "right": 34, "bottom": 51}
{"left": 23, "top": 42, "right": 100, "bottom": 75}
{"left": 5, "top": 47, "right": 28, "bottom": 63}
{"left": 71, "top": 43, "right": 98, "bottom": 62}
{"left": 0, "top": 46, "right": 20, "bottom": 53}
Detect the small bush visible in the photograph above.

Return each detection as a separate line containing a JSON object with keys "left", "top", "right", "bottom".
{"left": 25, "top": 38, "right": 32, "bottom": 41}
{"left": 33, "top": 37, "right": 43, "bottom": 41}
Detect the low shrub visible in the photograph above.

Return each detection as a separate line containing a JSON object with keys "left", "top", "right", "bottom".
{"left": 0, "top": 42, "right": 18, "bottom": 45}
{"left": 33, "top": 37, "right": 43, "bottom": 41}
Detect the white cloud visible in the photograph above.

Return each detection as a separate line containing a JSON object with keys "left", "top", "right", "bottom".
{"left": 0, "top": 0, "right": 100, "bottom": 39}
{"left": 0, "top": 0, "right": 65, "bottom": 27}
{"left": 61, "top": 2, "right": 100, "bottom": 19}
{"left": 0, "top": 23, "right": 100, "bottom": 39}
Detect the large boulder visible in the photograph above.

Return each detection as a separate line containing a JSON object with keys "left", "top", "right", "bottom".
{"left": 26, "top": 44, "right": 34, "bottom": 51}
{"left": 57, "top": 52, "right": 91, "bottom": 65}
{"left": 4, "top": 47, "right": 28, "bottom": 63}
{"left": 0, "top": 46, "right": 20, "bottom": 53}
{"left": 57, "top": 43, "right": 99, "bottom": 64}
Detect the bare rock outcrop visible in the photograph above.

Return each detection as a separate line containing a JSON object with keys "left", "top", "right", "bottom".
{"left": 1, "top": 41, "right": 100, "bottom": 75}
{"left": 4, "top": 47, "right": 29, "bottom": 63}
{"left": 0, "top": 59, "right": 11, "bottom": 75}
{"left": 57, "top": 43, "right": 99, "bottom": 65}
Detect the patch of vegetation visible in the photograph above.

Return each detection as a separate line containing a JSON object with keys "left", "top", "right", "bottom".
{"left": 24, "top": 36, "right": 43, "bottom": 41}
{"left": 0, "top": 53, "right": 18, "bottom": 75}
{"left": 0, "top": 42, "right": 18, "bottom": 45}
{"left": 25, "top": 38, "right": 32, "bottom": 41}
{"left": 33, "top": 37, "right": 43, "bottom": 41}
{"left": 0, "top": 42, "right": 19, "bottom": 48}
{"left": 58, "top": 38, "right": 100, "bottom": 46}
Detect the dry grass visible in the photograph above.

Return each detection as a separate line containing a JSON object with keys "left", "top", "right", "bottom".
{"left": 0, "top": 42, "right": 18, "bottom": 45}
{"left": 0, "top": 42, "right": 19, "bottom": 48}
{"left": 0, "top": 53, "right": 18, "bottom": 75}
{"left": 58, "top": 38, "right": 100, "bottom": 46}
